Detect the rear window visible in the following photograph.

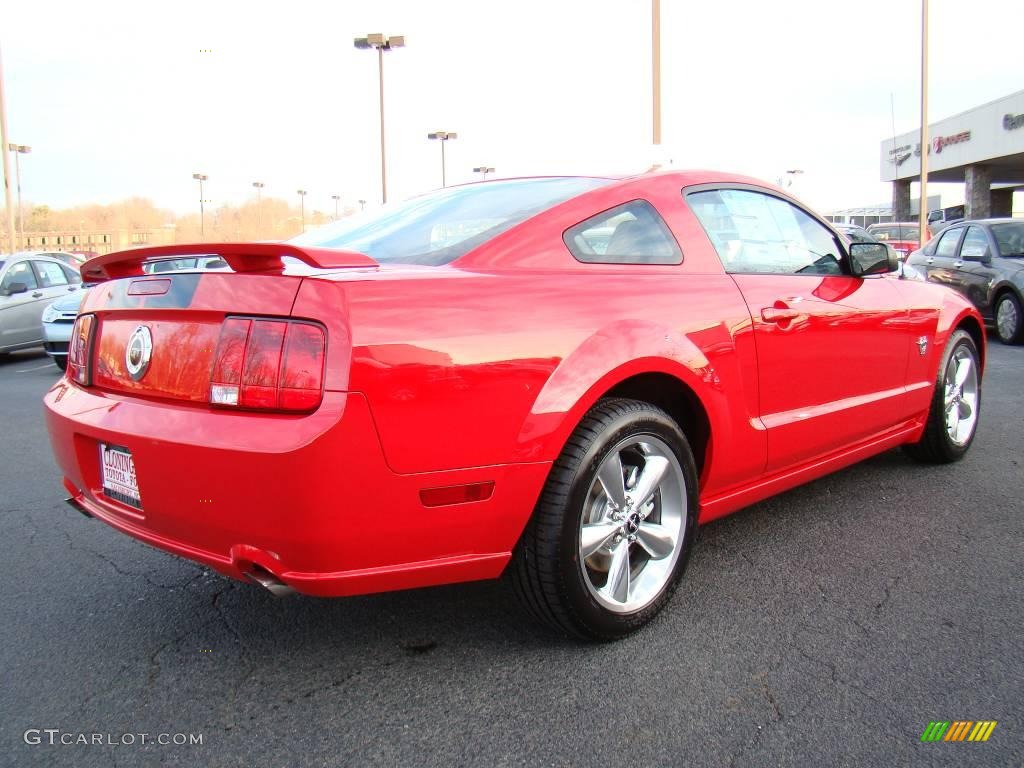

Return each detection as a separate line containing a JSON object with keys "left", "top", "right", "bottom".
{"left": 869, "top": 224, "right": 920, "bottom": 241}
{"left": 991, "top": 222, "right": 1024, "bottom": 256}
{"left": 291, "top": 177, "right": 612, "bottom": 265}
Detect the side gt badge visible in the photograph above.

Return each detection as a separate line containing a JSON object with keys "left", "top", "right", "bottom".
{"left": 917, "top": 336, "right": 929, "bottom": 356}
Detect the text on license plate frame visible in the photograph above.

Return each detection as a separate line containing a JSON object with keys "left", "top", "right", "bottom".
{"left": 99, "top": 443, "right": 143, "bottom": 510}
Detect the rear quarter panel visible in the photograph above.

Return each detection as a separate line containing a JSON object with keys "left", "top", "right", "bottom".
{"left": 343, "top": 175, "right": 765, "bottom": 500}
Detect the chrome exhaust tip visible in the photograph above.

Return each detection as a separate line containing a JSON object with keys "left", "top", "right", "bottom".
{"left": 244, "top": 565, "right": 295, "bottom": 598}
{"left": 65, "top": 496, "right": 92, "bottom": 518}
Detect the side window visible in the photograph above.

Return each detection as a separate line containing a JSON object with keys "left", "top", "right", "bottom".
{"left": 687, "top": 189, "right": 844, "bottom": 275}
{"left": 60, "top": 264, "right": 83, "bottom": 285}
{"left": 563, "top": 200, "right": 682, "bottom": 265}
{"left": 934, "top": 229, "right": 961, "bottom": 258}
{"left": 1, "top": 262, "right": 39, "bottom": 292}
{"left": 33, "top": 261, "right": 69, "bottom": 288}
{"left": 959, "top": 227, "right": 990, "bottom": 260}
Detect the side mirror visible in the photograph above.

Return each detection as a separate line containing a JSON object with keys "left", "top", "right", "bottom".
{"left": 0, "top": 281, "right": 29, "bottom": 297}
{"left": 962, "top": 249, "right": 991, "bottom": 264}
{"left": 849, "top": 243, "right": 896, "bottom": 276}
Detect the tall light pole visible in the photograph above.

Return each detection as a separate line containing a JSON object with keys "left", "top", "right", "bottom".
{"left": 652, "top": 0, "right": 661, "bottom": 146}
{"left": 473, "top": 166, "right": 495, "bottom": 180}
{"left": 192, "top": 173, "right": 208, "bottom": 237}
{"left": 918, "top": 0, "right": 930, "bottom": 238}
{"left": 252, "top": 181, "right": 264, "bottom": 232}
{"left": 354, "top": 33, "right": 405, "bottom": 205}
{"left": 427, "top": 131, "right": 457, "bottom": 187}
{"left": 8, "top": 144, "right": 30, "bottom": 246}
{"left": 331, "top": 194, "right": 341, "bottom": 220}
{"left": 0, "top": 44, "right": 16, "bottom": 254}
{"left": 297, "top": 189, "right": 307, "bottom": 232}
{"left": 358, "top": 199, "right": 367, "bottom": 212}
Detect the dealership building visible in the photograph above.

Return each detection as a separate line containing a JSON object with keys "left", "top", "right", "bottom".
{"left": 882, "top": 89, "right": 1024, "bottom": 221}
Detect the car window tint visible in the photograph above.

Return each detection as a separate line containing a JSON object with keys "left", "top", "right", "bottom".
{"left": 991, "top": 221, "right": 1024, "bottom": 256}
{"left": 687, "top": 189, "right": 843, "bottom": 275}
{"left": 563, "top": 200, "right": 682, "bottom": 265}
{"left": 934, "top": 229, "right": 961, "bottom": 258}
{"left": 959, "top": 227, "right": 990, "bottom": 260}
{"left": 34, "top": 260, "right": 69, "bottom": 288}
{"left": 1, "top": 261, "right": 39, "bottom": 291}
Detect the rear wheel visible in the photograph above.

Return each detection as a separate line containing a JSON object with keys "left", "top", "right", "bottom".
{"left": 994, "top": 292, "right": 1023, "bottom": 345}
{"left": 905, "top": 329, "right": 981, "bottom": 463}
{"left": 511, "top": 398, "right": 699, "bottom": 641}
{"left": 53, "top": 356, "right": 67, "bottom": 372}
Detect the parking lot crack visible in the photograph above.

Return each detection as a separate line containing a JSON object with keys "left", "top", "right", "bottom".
{"left": 874, "top": 575, "right": 901, "bottom": 613}
{"left": 59, "top": 528, "right": 205, "bottom": 591}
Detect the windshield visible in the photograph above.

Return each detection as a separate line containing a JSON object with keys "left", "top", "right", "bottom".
{"left": 991, "top": 222, "right": 1024, "bottom": 256}
{"left": 290, "top": 177, "right": 612, "bottom": 265}
{"left": 869, "top": 225, "right": 920, "bottom": 241}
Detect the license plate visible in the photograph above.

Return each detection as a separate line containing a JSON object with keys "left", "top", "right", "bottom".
{"left": 99, "top": 443, "right": 143, "bottom": 510}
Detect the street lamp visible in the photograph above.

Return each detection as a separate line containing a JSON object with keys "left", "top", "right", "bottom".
{"left": 252, "top": 181, "right": 264, "bottom": 232}
{"left": 358, "top": 199, "right": 367, "bottom": 212}
{"left": 8, "top": 144, "right": 30, "bottom": 246}
{"left": 354, "top": 33, "right": 405, "bottom": 205}
{"left": 192, "top": 173, "right": 208, "bottom": 237}
{"left": 297, "top": 189, "right": 307, "bottom": 232}
{"left": 427, "top": 131, "right": 457, "bottom": 187}
{"left": 331, "top": 194, "right": 341, "bottom": 220}
{"left": 472, "top": 166, "right": 495, "bottom": 180}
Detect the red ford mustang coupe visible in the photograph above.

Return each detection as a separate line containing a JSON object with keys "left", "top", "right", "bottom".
{"left": 45, "top": 171, "right": 984, "bottom": 640}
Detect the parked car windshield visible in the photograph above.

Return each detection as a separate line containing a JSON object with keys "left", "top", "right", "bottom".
{"left": 869, "top": 224, "right": 919, "bottom": 241}
{"left": 291, "top": 177, "right": 612, "bottom": 265}
{"left": 991, "top": 221, "right": 1024, "bottom": 256}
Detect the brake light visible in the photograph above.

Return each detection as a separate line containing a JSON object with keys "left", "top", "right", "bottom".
{"left": 67, "top": 314, "right": 95, "bottom": 385}
{"left": 210, "top": 318, "right": 326, "bottom": 412}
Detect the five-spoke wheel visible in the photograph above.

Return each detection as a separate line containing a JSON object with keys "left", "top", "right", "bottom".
{"left": 511, "top": 398, "right": 698, "bottom": 640}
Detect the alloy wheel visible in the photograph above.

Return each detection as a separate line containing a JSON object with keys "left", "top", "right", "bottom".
{"left": 578, "top": 435, "right": 686, "bottom": 613}
{"left": 943, "top": 345, "right": 979, "bottom": 446}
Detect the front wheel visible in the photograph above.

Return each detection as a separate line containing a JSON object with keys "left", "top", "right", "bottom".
{"left": 510, "top": 398, "right": 699, "bottom": 641}
{"left": 994, "top": 292, "right": 1023, "bottom": 345}
{"left": 904, "top": 329, "right": 981, "bottom": 463}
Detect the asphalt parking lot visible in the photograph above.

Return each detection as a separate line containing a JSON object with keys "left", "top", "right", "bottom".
{"left": 0, "top": 344, "right": 1021, "bottom": 768}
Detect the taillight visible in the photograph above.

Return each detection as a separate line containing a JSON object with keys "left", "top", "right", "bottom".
{"left": 210, "top": 318, "right": 326, "bottom": 412}
{"left": 67, "top": 314, "right": 95, "bottom": 386}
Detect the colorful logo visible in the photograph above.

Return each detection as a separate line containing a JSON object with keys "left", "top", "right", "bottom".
{"left": 921, "top": 721, "right": 997, "bottom": 742}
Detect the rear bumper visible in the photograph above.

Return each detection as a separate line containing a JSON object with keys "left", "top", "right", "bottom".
{"left": 44, "top": 382, "right": 549, "bottom": 596}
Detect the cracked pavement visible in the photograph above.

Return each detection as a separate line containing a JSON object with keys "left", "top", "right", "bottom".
{"left": 1, "top": 344, "right": 1022, "bottom": 767}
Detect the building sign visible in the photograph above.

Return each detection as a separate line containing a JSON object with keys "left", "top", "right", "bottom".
{"left": 933, "top": 131, "right": 971, "bottom": 153}
{"left": 888, "top": 144, "right": 912, "bottom": 166}
{"left": 881, "top": 89, "right": 1024, "bottom": 182}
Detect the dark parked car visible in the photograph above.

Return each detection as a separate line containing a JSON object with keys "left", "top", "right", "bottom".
{"left": 906, "top": 218, "right": 1024, "bottom": 344}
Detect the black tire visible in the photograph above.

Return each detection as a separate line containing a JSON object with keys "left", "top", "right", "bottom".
{"left": 510, "top": 398, "right": 699, "bottom": 641}
{"left": 53, "top": 356, "right": 68, "bottom": 372}
{"left": 993, "top": 292, "right": 1023, "bottom": 345}
{"left": 904, "top": 329, "right": 981, "bottom": 463}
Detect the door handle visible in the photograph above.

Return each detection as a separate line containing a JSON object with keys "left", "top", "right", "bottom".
{"left": 67, "top": 285, "right": 78, "bottom": 292}
{"left": 925, "top": 257, "right": 934, "bottom": 264}
{"left": 953, "top": 261, "right": 963, "bottom": 268}
{"left": 31, "top": 291, "right": 43, "bottom": 298}
{"left": 761, "top": 307, "right": 800, "bottom": 323}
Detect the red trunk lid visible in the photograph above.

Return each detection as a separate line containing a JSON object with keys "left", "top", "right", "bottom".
{"left": 85, "top": 272, "right": 304, "bottom": 403}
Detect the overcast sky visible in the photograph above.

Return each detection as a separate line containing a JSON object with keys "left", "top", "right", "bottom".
{"left": 3, "top": 0, "right": 1021, "bottom": 217}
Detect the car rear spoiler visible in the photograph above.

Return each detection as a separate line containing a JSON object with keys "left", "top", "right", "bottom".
{"left": 79, "top": 242, "right": 378, "bottom": 281}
